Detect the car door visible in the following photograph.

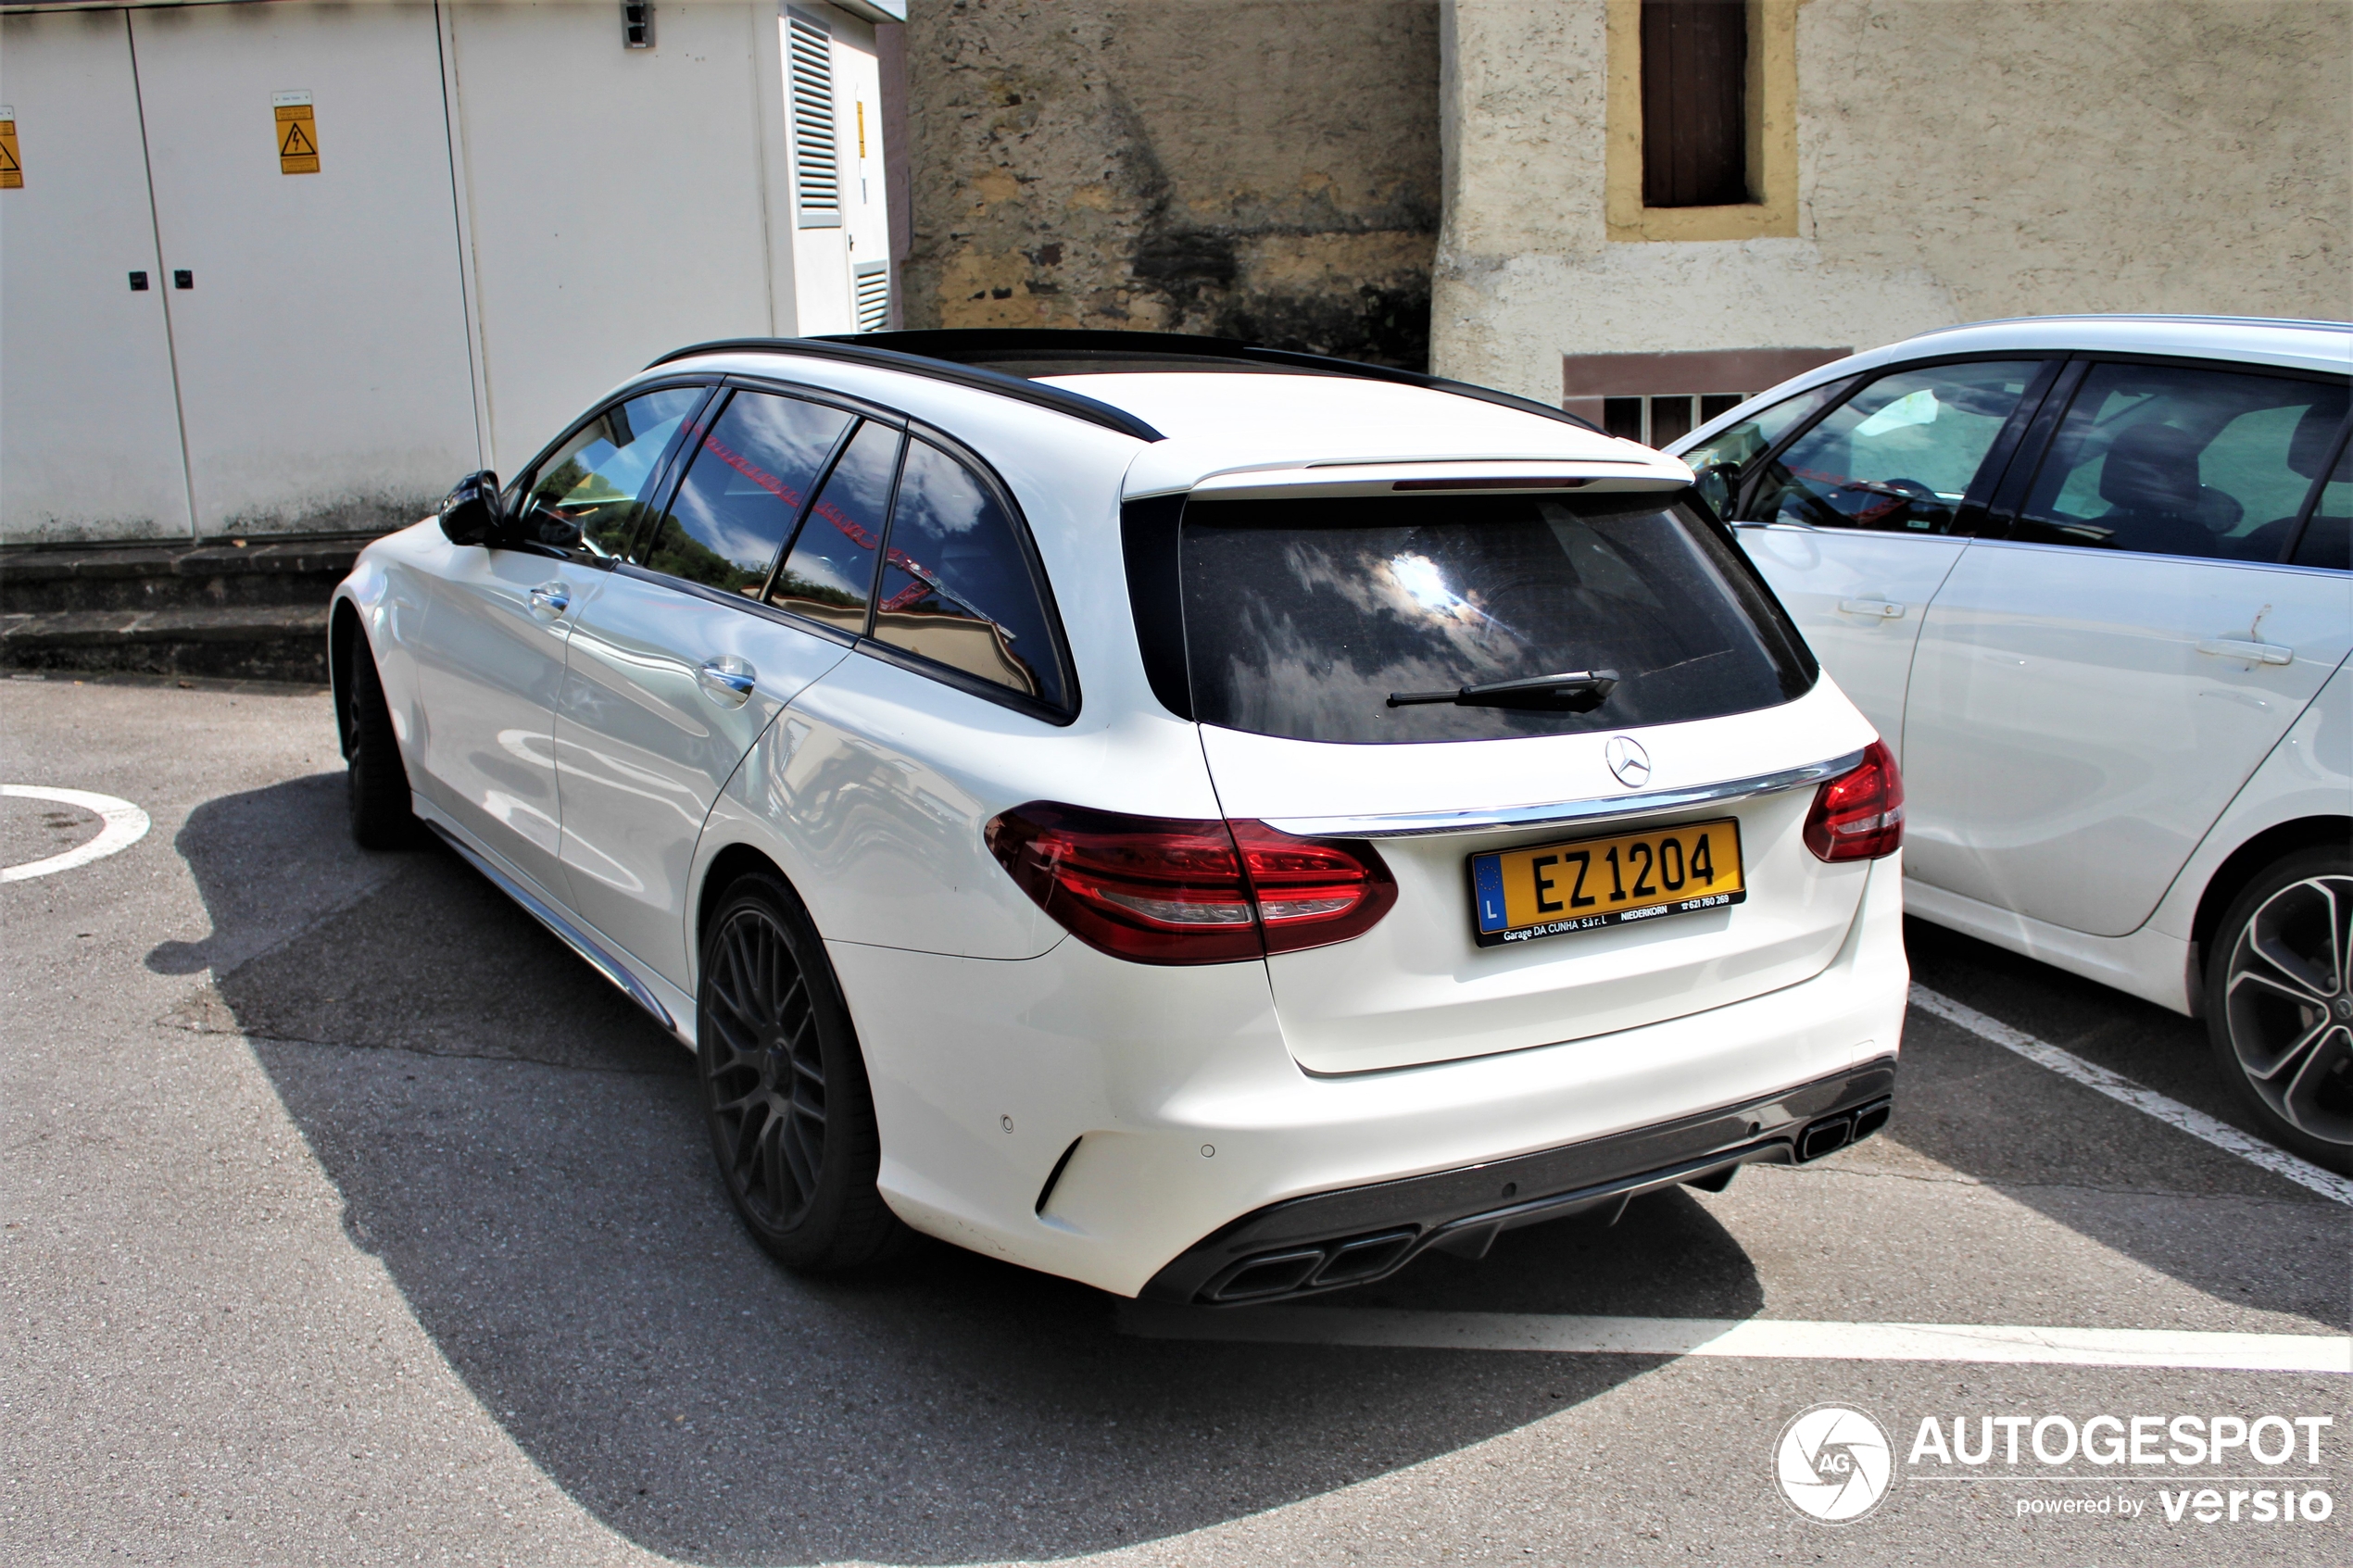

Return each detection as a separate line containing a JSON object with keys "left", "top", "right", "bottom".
{"left": 409, "top": 383, "right": 705, "bottom": 897}
{"left": 1901, "top": 358, "right": 2352, "bottom": 935}
{"left": 549, "top": 384, "right": 874, "bottom": 987}
{"left": 1726, "top": 358, "right": 2057, "bottom": 759}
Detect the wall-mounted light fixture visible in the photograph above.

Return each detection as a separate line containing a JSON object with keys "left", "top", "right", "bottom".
{"left": 622, "top": 2, "right": 654, "bottom": 49}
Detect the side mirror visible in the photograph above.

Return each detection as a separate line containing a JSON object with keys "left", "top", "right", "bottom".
{"left": 438, "top": 470, "right": 504, "bottom": 546}
{"left": 1690, "top": 459, "right": 1741, "bottom": 522}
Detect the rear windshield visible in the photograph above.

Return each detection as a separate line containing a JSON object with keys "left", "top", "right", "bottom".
{"left": 1179, "top": 491, "right": 1815, "bottom": 744}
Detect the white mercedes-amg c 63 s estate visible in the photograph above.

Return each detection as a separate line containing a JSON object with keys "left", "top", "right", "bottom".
{"left": 329, "top": 332, "right": 1908, "bottom": 1304}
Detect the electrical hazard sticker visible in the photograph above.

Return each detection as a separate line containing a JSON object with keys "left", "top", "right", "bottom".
{"left": 273, "top": 92, "right": 318, "bottom": 175}
{"left": 0, "top": 108, "right": 22, "bottom": 190}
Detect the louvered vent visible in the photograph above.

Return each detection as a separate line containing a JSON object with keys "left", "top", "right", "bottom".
{"left": 788, "top": 15, "right": 840, "bottom": 228}
{"left": 853, "top": 261, "right": 890, "bottom": 333}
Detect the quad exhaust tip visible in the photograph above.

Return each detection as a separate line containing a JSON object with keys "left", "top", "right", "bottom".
{"left": 1797, "top": 1097, "right": 1892, "bottom": 1162}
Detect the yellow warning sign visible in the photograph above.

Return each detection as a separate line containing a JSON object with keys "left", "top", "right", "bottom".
{"left": 274, "top": 93, "right": 318, "bottom": 175}
{"left": 0, "top": 109, "right": 22, "bottom": 191}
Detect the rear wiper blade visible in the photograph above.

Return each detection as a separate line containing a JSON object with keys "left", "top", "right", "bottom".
{"left": 1387, "top": 669, "right": 1620, "bottom": 710}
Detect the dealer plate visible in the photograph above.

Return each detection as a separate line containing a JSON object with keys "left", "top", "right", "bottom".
{"left": 1469, "top": 817, "right": 1745, "bottom": 947}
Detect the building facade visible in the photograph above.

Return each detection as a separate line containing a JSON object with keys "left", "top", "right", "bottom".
{"left": 898, "top": 0, "right": 1441, "bottom": 369}
{"left": 1435, "top": 0, "right": 2351, "bottom": 440}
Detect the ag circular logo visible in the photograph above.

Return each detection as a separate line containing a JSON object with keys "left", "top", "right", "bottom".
{"left": 1775, "top": 1404, "right": 1893, "bottom": 1524}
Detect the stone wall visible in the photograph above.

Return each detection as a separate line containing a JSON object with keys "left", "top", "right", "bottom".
{"left": 900, "top": 0, "right": 1441, "bottom": 369}
{"left": 1436, "top": 0, "right": 2353, "bottom": 404}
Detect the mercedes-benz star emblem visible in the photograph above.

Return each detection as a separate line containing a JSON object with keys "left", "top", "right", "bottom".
{"left": 1604, "top": 736, "right": 1651, "bottom": 788}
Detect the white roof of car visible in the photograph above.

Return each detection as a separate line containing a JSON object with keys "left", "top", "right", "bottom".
{"left": 1671, "top": 314, "right": 2349, "bottom": 458}
{"left": 645, "top": 342, "right": 1689, "bottom": 500}
{"left": 1039, "top": 370, "right": 1683, "bottom": 498}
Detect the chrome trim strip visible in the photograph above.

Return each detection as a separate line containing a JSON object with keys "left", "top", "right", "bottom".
{"left": 424, "top": 821, "right": 678, "bottom": 1032}
{"left": 1263, "top": 748, "right": 1868, "bottom": 840}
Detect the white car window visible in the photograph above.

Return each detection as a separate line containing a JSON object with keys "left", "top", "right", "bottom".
{"left": 514, "top": 387, "right": 705, "bottom": 558}
{"left": 870, "top": 438, "right": 1068, "bottom": 707}
{"left": 640, "top": 391, "right": 853, "bottom": 596}
{"left": 1679, "top": 379, "right": 1849, "bottom": 475}
{"left": 1177, "top": 491, "right": 1814, "bottom": 744}
{"left": 771, "top": 419, "right": 903, "bottom": 633}
{"left": 2014, "top": 364, "right": 2348, "bottom": 561}
{"left": 1738, "top": 361, "right": 2041, "bottom": 534}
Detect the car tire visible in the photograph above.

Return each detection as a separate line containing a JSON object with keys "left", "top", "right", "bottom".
{"left": 2204, "top": 846, "right": 2353, "bottom": 1174}
{"left": 698, "top": 871, "right": 908, "bottom": 1270}
{"left": 346, "top": 641, "right": 418, "bottom": 850}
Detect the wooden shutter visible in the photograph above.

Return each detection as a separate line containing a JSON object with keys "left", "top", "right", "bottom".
{"left": 1641, "top": 0, "right": 1748, "bottom": 208}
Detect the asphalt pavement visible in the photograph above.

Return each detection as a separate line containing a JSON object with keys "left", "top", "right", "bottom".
{"left": 3, "top": 673, "right": 2345, "bottom": 1566}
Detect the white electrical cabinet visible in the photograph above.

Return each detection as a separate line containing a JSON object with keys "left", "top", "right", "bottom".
{"left": 1, "top": 1, "right": 904, "bottom": 546}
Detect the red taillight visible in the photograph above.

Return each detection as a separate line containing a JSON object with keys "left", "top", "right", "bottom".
{"left": 984, "top": 802, "right": 1396, "bottom": 965}
{"left": 1804, "top": 740, "right": 1906, "bottom": 862}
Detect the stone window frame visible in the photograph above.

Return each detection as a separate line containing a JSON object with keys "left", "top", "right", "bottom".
{"left": 1605, "top": 0, "right": 1799, "bottom": 242}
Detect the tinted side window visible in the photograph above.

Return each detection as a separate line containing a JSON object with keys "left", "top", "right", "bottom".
{"left": 514, "top": 387, "right": 704, "bottom": 557}
{"left": 2293, "top": 437, "right": 2351, "bottom": 571}
{"left": 641, "top": 391, "right": 853, "bottom": 596}
{"left": 871, "top": 440, "right": 1067, "bottom": 707}
{"left": 2015, "top": 365, "right": 2348, "bottom": 560}
{"left": 1740, "top": 361, "right": 2041, "bottom": 534}
{"left": 770, "top": 419, "right": 903, "bottom": 633}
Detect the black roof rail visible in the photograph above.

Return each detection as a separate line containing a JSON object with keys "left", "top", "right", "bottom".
{"left": 826, "top": 328, "right": 1605, "bottom": 434}
{"left": 644, "top": 335, "right": 1168, "bottom": 442}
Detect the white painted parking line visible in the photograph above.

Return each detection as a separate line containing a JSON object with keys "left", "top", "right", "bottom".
{"left": 1, "top": 784, "right": 152, "bottom": 883}
{"left": 1118, "top": 1304, "right": 2353, "bottom": 1374}
{"left": 1909, "top": 983, "right": 2353, "bottom": 1207}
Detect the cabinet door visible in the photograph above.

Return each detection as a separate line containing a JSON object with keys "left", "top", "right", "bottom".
{"left": 127, "top": 2, "right": 478, "bottom": 536}
{"left": 0, "top": 12, "right": 191, "bottom": 542}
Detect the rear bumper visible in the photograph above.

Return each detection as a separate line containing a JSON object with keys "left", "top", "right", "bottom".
{"left": 837, "top": 853, "right": 1908, "bottom": 1298}
{"left": 1141, "top": 1059, "right": 1894, "bottom": 1304}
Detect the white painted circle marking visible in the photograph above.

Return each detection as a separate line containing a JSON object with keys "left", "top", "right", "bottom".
{"left": 1, "top": 784, "right": 152, "bottom": 882}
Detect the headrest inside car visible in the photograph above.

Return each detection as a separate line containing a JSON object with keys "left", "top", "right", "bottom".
{"left": 2097, "top": 422, "right": 2204, "bottom": 515}
{"left": 2287, "top": 396, "right": 2349, "bottom": 479}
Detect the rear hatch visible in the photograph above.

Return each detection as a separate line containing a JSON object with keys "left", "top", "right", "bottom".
{"left": 1176, "top": 484, "right": 1880, "bottom": 1075}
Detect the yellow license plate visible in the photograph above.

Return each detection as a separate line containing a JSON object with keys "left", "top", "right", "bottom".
{"left": 1469, "top": 818, "right": 1745, "bottom": 947}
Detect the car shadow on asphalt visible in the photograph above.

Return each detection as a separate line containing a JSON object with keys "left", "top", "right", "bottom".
{"left": 156, "top": 778, "right": 2347, "bottom": 1562}
{"left": 159, "top": 777, "right": 1767, "bottom": 1563}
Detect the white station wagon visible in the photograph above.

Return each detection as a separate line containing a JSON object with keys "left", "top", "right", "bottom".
{"left": 1674, "top": 316, "right": 2351, "bottom": 1172}
{"left": 332, "top": 332, "right": 1908, "bottom": 1301}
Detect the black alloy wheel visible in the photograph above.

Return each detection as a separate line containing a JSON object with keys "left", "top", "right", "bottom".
{"left": 698, "top": 872, "right": 904, "bottom": 1269}
{"left": 2207, "top": 850, "right": 2353, "bottom": 1173}
{"left": 345, "top": 640, "right": 418, "bottom": 850}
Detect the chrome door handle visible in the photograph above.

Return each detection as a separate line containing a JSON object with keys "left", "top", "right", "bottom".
{"left": 1837, "top": 597, "right": 1906, "bottom": 619}
{"left": 529, "top": 582, "right": 571, "bottom": 618}
{"left": 698, "top": 657, "right": 757, "bottom": 707}
{"left": 2197, "top": 637, "right": 2293, "bottom": 666}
